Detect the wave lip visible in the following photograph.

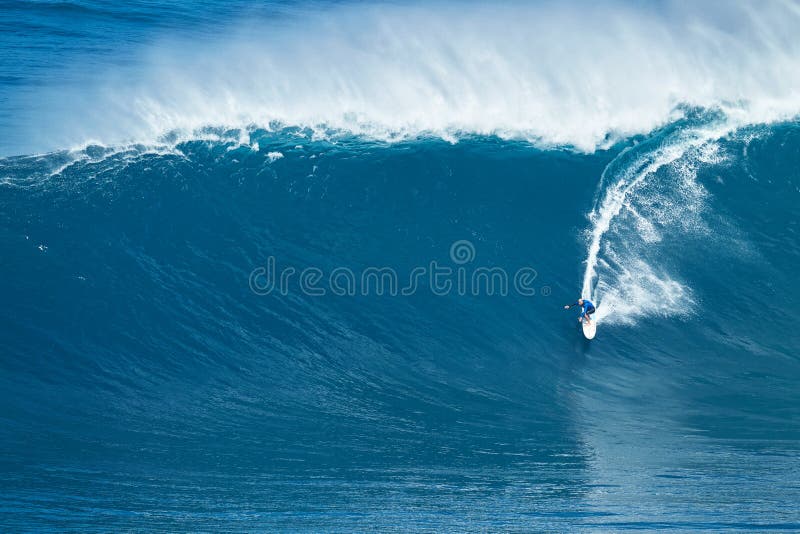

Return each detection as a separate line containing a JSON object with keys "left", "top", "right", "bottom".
{"left": 8, "top": 0, "right": 800, "bottom": 155}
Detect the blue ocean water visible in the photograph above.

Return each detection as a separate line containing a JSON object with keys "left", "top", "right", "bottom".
{"left": 2, "top": 1, "right": 800, "bottom": 531}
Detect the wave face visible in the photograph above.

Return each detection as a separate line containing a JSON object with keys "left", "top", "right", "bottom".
{"left": 3, "top": 121, "right": 800, "bottom": 530}
{"left": 2, "top": 1, "right": 800, "bottom": 531}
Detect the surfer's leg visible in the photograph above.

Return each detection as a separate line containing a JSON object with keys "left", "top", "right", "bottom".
{"left": 585, "top": 306, "right": 596, "bottom": 324}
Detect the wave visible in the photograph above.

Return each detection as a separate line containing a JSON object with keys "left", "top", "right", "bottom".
{"left": 5, "top": 1, "right": 800, "bottom": 529}
{"left": 1, "top": 115, "right": 782, "bottom": 331}
{"left": 11, "top": 0, "right": 800, "bottom": 155}
{"left": 3, "top": 110, "right": 800, "bottom": 529}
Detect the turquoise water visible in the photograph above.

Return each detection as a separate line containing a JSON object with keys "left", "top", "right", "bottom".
{"left": 2, "top": 1, "right": 800, "bottom": 530}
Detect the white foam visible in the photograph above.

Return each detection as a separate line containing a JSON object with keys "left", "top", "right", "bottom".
{"left": 581, "top": 122, "right": 733, "bottom": 325}
{"left": 14, "top": 0, "right": 800, "bottom": 154}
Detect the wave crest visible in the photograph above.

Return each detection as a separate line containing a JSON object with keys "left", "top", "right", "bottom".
{"left": 14, "top": 0, "right": 800, "bottom": 155}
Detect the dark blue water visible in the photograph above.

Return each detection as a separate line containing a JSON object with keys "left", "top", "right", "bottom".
{"left": 2, "top": 1, "right": 800, "bottom": 531}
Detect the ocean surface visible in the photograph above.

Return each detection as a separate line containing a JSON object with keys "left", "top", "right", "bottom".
{"left": 2, "top": 1, "right": 800, "bottom": 531}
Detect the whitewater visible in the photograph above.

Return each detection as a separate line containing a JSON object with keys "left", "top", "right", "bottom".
{"left": 5, "top": 0, "right": 800, "bottom": 155}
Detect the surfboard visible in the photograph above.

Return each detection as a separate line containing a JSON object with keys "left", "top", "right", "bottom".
{"left": 582, "top": 320, "right": 597, "bottom": 340}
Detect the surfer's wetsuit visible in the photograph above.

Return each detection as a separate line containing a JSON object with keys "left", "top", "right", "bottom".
{"left": 568, "top": 300, "right": 596, "bottom": 318}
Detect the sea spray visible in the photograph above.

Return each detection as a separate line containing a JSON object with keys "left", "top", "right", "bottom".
{"left": 581, "top": 119, "right": 735, "bottom": 324}
{"left": 7, "top": 1, "right": 800, "bottom": 155}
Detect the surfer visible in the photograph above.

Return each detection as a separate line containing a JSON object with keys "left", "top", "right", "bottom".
{"left": 564, "top": 298, "right": 595, "bottom": 325}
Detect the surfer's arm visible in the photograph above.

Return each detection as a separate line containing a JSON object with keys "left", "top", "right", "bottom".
{"left": 563, "top": 301, "right": 579, "bottom": 309}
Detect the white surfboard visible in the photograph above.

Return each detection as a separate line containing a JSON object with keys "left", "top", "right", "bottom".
{"left": 582, "top": 320, "right": 597, "bottom": 340}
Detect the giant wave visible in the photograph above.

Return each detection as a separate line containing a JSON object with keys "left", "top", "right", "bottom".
{"left": 2, "top": 0, "right": 800, "bottom": 530}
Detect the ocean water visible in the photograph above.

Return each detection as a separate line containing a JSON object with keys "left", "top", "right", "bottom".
{"left": 2, "top": 1, "right": 800, "bottom": 531}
